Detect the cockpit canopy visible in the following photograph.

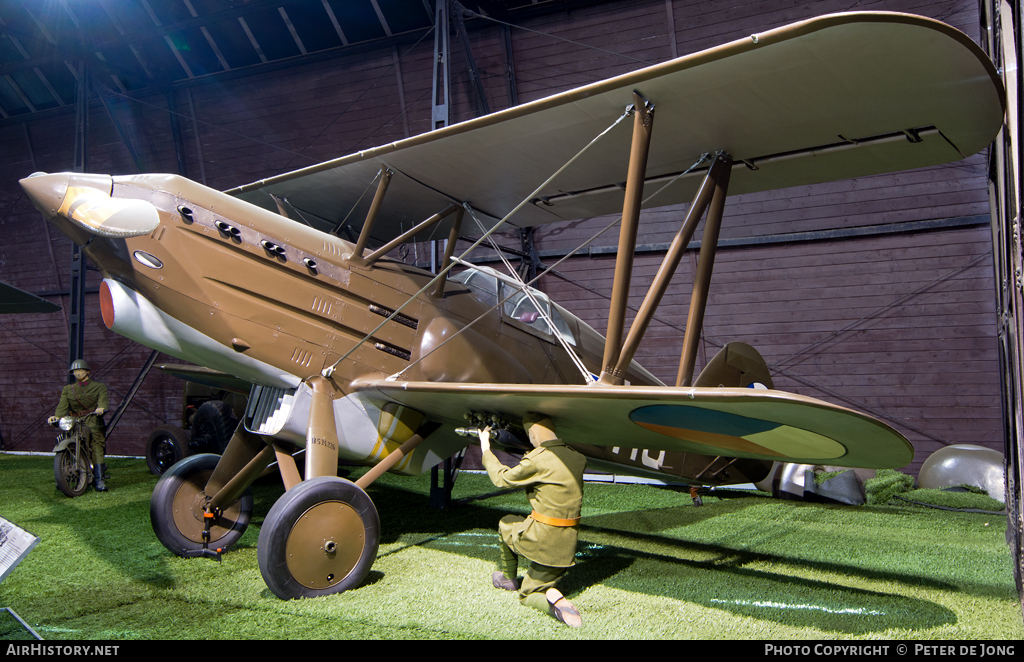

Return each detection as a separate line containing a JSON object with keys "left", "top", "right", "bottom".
{"left": 450, "top": 266, "right": 576, "bottom": 346}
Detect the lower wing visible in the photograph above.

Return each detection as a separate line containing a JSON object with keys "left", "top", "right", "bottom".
{"left": 351, "top": 379, "right": 914, "bottom": 470}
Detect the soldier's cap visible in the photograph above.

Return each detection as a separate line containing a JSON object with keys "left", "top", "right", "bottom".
{"left": 522, "top": 412, "right": 553, "bottom": 428}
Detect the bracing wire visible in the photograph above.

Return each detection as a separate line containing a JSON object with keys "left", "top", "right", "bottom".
{"left": 326, "top": 167, "right": 383, "bottom": 237}
{"left": 464, "top": 206, "right": 595, "bottom": 384}
{"left": 321, "top": 105, "right": 634, "bottom": 378}
{"left": 388, "top": 152, "right": 717, "bottom": 382}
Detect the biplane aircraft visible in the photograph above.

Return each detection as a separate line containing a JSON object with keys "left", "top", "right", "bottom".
{"left": 19, "top": 12, "right": 1004, "bottom": 600}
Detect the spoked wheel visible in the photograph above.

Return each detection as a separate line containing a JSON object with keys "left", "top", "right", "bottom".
{"left": 54, "top": 442, "right": 89, "bottom": 497}
{"left": 150, "top": 453, "right": 253, "bottom": 556}
{"left": 258, "top": 476, "right": 380, "bottom": 600}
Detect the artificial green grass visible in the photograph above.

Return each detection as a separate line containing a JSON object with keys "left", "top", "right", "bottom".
{"left": 866, "top": 469, "right": 1007, "bottom": 512}
{"left": 866, "top": 469, "right": 917, "bottom": 505}
{"left": 0, "top": 453, "right": 1021, "bottom": 640}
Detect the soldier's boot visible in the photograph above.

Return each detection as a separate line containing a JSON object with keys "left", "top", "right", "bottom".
{"left": 545, "top": 588, "right": 582, "bottom": 628}
{"left": 492, "top": 571, "right": 519, "bottom": 591}
{"left": 100, "top": 463, "right": 110, "bottom": 479}
{"left": 493, "top": 539, "right": 519, "bottom": 590}
{"left": 93, "top": 469, "right": 107, "bottom": 492}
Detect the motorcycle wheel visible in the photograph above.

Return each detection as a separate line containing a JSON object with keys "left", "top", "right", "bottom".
{"left": 54, "top": 442, "right": 90, "bottom": 497}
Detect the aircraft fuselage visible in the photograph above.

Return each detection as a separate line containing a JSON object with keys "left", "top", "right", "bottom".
{"left": 22, "top": 171, "right": 771, "bottom": 486}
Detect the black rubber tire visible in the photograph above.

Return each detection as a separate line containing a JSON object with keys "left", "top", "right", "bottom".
{"left": 146, "top": 425, "right": 190, "bottom": 475}
{"left": 150, "top": 453, "right": 253, "bottom": 557}
{"left": 54, "top": 442, "right": 89, "bottom": 497}
{"left": 190, "top": 401, "right": 238, "bottom": 455}
{"left": 258, "top": 476, "right": 379, "bottom": 600}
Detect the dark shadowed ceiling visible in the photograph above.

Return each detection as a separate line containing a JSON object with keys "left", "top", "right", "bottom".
{"left": 0, "top": 0, "right": 562, "bottom": 120}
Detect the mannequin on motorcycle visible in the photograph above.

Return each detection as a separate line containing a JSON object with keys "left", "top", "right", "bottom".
{"left": 48, "top": 360, "right": 109, "bottom": 492}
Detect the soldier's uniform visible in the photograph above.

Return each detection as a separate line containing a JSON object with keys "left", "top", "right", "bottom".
{"left": 482, "top": 439, "right": 586, "bottom": 615}
{"left": 55, "top": 377, "right": 109, "bottom": 469}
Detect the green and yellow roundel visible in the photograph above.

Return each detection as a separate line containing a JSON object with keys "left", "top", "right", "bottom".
{"left": 630, "top": 405, "right": 846, "bottom": 460}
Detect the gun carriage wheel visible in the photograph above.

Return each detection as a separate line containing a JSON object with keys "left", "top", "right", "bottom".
{"left": 257, "top": 476, "right": 380, "bottom": 600}
{"left": 190, "top": 401, "right": 238, "bottom": 455}
{"left": 146, "top": 424, "right": 189, "bottom": 475}
{"left": 151, "top": 453, "right": 253, "bottom": 555}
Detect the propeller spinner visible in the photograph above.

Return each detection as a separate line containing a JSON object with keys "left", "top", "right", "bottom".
{"left": 20, "top": 172, "right": 160, "bottom": 239}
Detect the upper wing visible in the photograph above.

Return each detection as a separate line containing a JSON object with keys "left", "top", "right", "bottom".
{"left": 351, "top": 379, "right": 915, "bottom": 469}
{"left": 228, "top": 12, "right": 1002, "bottom": 240}
{"left": 0, "top": 281, "right": 60, "bottom": 314}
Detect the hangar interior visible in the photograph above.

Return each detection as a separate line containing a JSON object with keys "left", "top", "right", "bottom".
{"left": 0, "top": 0, "right": 1020, "bottom": 594}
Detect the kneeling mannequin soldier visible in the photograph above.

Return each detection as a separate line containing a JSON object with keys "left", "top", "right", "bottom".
{"left": 48, "top": 359, "right": 110, "bottom": 492}
{"left": 480, "top": 413, "right": 587, "bottom": 627}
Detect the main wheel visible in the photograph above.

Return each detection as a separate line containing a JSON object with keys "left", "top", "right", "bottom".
{"left": 258, "top": 476, "right": 380, "bottom": 600}
{"left": 150, "top": 453, "right": 252, "bottom": 556}
{"left": 54, "top": 443, "right": 89, "bottom": 497}
{"left": 146, "top": 425, "right": 190, "bottom": 475}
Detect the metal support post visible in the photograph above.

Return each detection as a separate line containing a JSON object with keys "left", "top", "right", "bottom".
{"left": 599, "top": 92, "right": 654, "bottom": 385}
{"left": 430, "top": 0, "right": 452, "bottom": 276}
{"left": 305, "top": 376, "right": 342, "bottom": 479}
{"left": 453, "top": 1, "right": 489, "bottom": 117}
{"left": 431, "top": 0, "right": 451, "bottom": 130}
{"left": 355, "top": 434, "right": 423, "bottom": 489}
{"left": 433, "top": 207, "right": 465, "bottom": 297}
{"left": 519, "top": 227, "right": 540, "bottom": 283}
{"left": 677, "top": 154, "right": 733, "bottom": 387}
{"left": 73, "top": 60, "right": 89, "bottom": 175}
{"left": 68, "top": 59, "right": 89, "bottom": 380}
{"left": 208, "top": 443, "right": 275, "bottom": 513}
{"left": 501, "top": 22, "right": 518, "bottom": 107}
{"left": 104, "top": 349, "right": 159, "bottom": 438}
{"left": 364, "top": 204, "right": 459, "bottom": 263}
{"left": 351, "top": 167, "right": 393, "bottom": 260}
{"left": 166, "top": 89, "right": 188, "bottom": 177}
{"left": 611, "top": 154, "right": 729, "bottom": 382}
{"left": 67, "top": 247, "right": 87, "bottom": 382}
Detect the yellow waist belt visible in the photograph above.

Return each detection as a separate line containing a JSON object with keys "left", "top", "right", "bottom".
{"left": 530, "top": 510, "right": 581, "bottom": 527}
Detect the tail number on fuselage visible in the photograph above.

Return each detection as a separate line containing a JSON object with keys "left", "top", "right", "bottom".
{"left": 611, "top": 446, "right": 665, "bottom": 470}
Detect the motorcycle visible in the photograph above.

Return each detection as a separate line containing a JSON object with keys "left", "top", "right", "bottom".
{"left": 50, "top": 414, "right": 98, "bottom": 497}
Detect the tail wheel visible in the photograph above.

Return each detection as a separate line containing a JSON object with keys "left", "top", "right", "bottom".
{"left": 54, "top": 442, "right": 89, "bottom": 497}
{"left": 150, "top": 453, "right": 252, "bottom": 556}
{"left": 258, "top": 477, "right": 379, "bottom": 600}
